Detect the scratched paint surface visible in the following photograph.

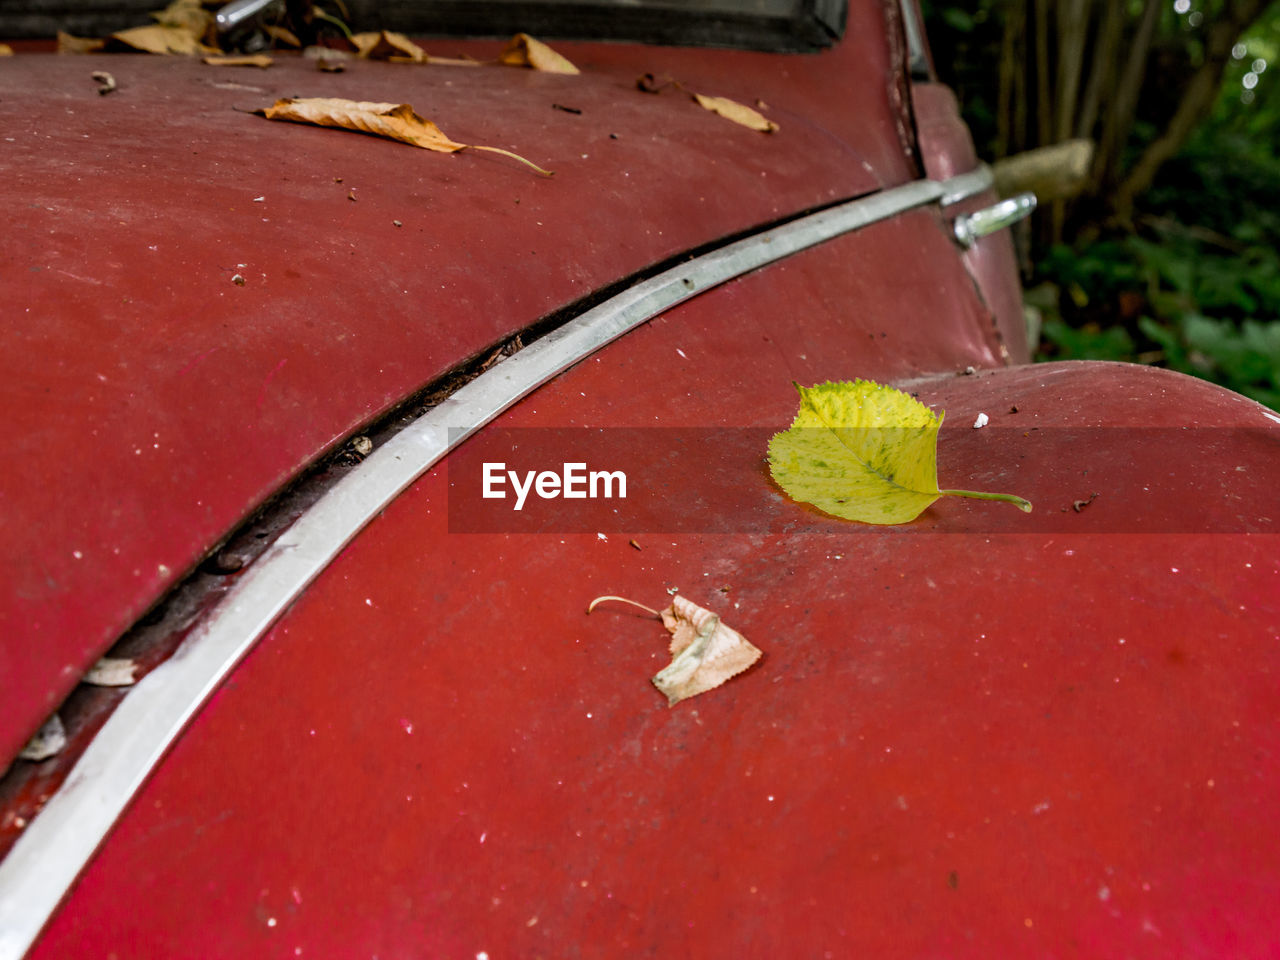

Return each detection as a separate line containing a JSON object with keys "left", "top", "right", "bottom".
{"left": 0, "top": 6, "right": 919, "bottom": 763}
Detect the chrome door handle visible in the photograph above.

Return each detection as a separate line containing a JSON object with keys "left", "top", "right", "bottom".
{"left": 952, "top": 192, "right": 1037, "bottom": 248}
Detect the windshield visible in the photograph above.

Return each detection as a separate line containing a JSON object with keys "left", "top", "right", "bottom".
{"left": 1, "top": 0, "right": 847, "bottom": 51}
{"left": 364, "top": 0, "right": 846, "bottom": 50}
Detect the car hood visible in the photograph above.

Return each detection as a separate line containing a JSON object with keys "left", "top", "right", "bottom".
{"left": 0, "top": 19, "right": 916, "bottom": 764}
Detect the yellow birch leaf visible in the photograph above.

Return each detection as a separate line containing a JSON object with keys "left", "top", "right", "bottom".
{"left": 58, "top": 31, "right": 106, "bottom": 54}
{"left": 587, "top": 595, "right": 762, "bottom": 706}
{"left": 693, "top": 93, "right": 779, "bottom": 133}
{"left": 768, "top": 379, "right": 1032, "bottom": 524}
{"left": 498, "top": 33, "right": 579, "bottom": 74}
{"left": 109, "top": 23, "right": 219, "bottom": 55}
{"left": 203, "top": 54, "right": 273, "bottom": 68}
{"left": 258, "top": 97, "right": 554, "bottom": 176}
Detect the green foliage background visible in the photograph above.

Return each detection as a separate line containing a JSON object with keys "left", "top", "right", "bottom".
{"left": 923, "top": 1, "right": 1280, "bottom": 409}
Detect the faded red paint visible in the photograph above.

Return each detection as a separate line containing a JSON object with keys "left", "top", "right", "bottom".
{"left": 0, "top": 4, "right": 914, "bottom": 763}
{"left": 33, "top": 247, "right": 1280, "bottom": 954}
{"left": 912, "top": 81, "right": 1029, "bottom": 362}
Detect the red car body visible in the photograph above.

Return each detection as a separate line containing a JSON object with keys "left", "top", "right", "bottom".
{"left": 2, "top": 2, "right": 1278, "bottom": 956}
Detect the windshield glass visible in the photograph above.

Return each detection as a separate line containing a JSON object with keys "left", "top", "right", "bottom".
{"left": 361, "top": 0, "right": 846, "bottom": 50}
{"left": 0, "top": 0, "right": 847, "bottom": 51}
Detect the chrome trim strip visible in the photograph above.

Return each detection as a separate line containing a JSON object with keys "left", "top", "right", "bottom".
{"left": 0, "top": 164, "right": 993, "bottom": 960}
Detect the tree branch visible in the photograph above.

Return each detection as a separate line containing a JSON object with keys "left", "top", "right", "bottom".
{"left": 1110, "top": 0, "right": 1269, "bottom": 219}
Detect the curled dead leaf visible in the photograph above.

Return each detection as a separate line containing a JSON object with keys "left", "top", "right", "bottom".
{"left": 92, "top": 70, "right": 117, "bottom": 94}
{"left": 637, "top": 72, "right": 680, "bottom": 93}
{"left": 257, "top": 97, "right": 553, "bottom": 176}
{"left": 84, "top": 656, "right": 139, "bottom": 687}
{"left": 264, "top": 24, "right": 301, "bottom": 47}
{"left": 108, "top": 23, "right": 219, "bottom": 55}
{"left": 693, "top": 93, "right": 778, "bottom": 133}
{"left": 19, "top": 714, "right": 66, "bottom": 762}
{"left": 499, "top": 33, "right": 579, "bottom": 74}
{"left": 58, "top": 31, "right": 106, "bottom": 54}
{"left": 588, "top": 595, "right": 763, "bottom": 706}
{"left": 150, "top": 0, "right": 213, "bottom": 37}
{"left": 351, "top": 30, "right": 428, "bottom": 62}
{"left": 202, "top": 54, "right": 273, "bottom": 68}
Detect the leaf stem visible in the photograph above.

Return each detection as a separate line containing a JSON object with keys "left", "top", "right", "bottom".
{"left": 470, "top": 144, "right": 554, "bottom": 177}
{"left": 311, "top": 7, "right": 354, "bottom": 41}
{"left": 940, "top": 489, "right": 1034, "bottom": 512}
{"left": 587, "top": 595, "right": 662, "bottom": 617}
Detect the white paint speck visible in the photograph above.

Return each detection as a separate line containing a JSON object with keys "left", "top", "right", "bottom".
{"left": 1098, "top": 885, "right": 1111, "bottom": 901}
{"left": 73, "top": 550, "right": 83, "bottom": 559}
{"left": 365, "top": 597, "right": 373, "bottom": 605}
{"left": 267, "top": 917, "right": 277, "bottom": 927}
{"left": 973, "top": 412, "right": 989, "bottom": 429}
{"left": 676, "top": 348, "right": 687, "bottom": 359}
{"left": 1262, "top": 410, "right": 1280, "bottom": 424}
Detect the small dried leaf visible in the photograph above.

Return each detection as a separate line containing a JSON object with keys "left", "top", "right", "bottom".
{"left": 693, "top": 93, "right": 778, "bottom": 133}
{"left": 498, "top": 33, "right": 579, "bottom": 74}
{"left": 351, "top": 29, "right": 428, "bottom": 62}
{"left": 258, "top": 97, "right": 553, "bottom": 175}
{"left": 92, "top": 70, "right": 117, "bottom": 94}
{"left": 653, "top": 596, "right": 762, "bottom": 706}
{"left": 109, "top": 23, "right": 219, "bottom": 55}
{"left": 19, "top": 714, "right": 67, "bottom": 762}
{"left": 58, "top": 31, "right": 106, "bottom": 54}
{"left": 151, "top": 0, "right": 213, "bottom": 36}
{"left": 202, "top": 54, "right": 273, "bottom": 68}
{"left": 84, "top": 656, "right": 139, "bottom": 687}
{"left": 636, "top": 72, "right": 679, "bottom": 93}
{"left": 262, "top": 97, "right": 468, "bottom": 150}
{"left": 264, "top": 24, "right": 301, "bottom": 47}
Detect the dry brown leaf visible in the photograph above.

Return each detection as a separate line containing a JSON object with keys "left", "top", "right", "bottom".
{"left": 109, "top": 23, "right": 219, "bottom": 55}
{"left": 58, "top": 31, "right": 106, "bottom": 54}
{"left": 588, "top": 594, "right": 763, "bottom": 706}
{"left": 421, "top": 55, "right": 483, "bottom": 67}
{"left": 351, "top": 30, "right": 428, "bottom": 62}
{"left": 498, "top": 33, "right": 579, "bottom": 74}
{"left": 92, "top": 70, "right": 117, "bottom": 94}
{"left": 693, "top": 93, "right": 778, "bottom": 133}
{"left": 636, "top": 72, "right": 680, "bottom": 93}
{"left": 264, "top": 24, "right": 301, "bottom": 47}
{"left": 203, "top": 54, "right": 273, "bottom": 68}
{"left": 258, "top": 97, "right": 553, "bottom": 176}
{"left": 654, "top": 595, "right": 762, "bottom": 705}
{"left": 84, "top": 656, "right": 139, "bottom": 687}
{"left": 151, "top": 0, "right": 213, "bottom": 36}
{"left": 0, "top": 43, "right": 13, "bottom": 57}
